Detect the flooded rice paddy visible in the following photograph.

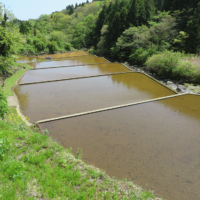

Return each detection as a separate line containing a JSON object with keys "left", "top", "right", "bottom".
{"left": 14, "top": 53, "right": 200, "bottom": 200}
{"left": 28, "top": 56, "right": 108, "bottom": 69}
{"left": 15, "top": 73, "right": 175, "bottom": 122}
{"left": 19, "top": 63, "right": 131, "bottom": 84}
{"left": 39, "top": 94, "right": 200, "bottom": 200}
{"left": 38, "top": 50, "right": 89, "bottom": 59}
{"left": 14, "top": 55, "right": 45, "bottom": 63}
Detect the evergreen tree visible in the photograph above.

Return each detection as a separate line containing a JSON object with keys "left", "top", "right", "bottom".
{"left": 128, "top": 0, "right": 147, "bottom": 26}
{"left": 1, "top": 13, "right": 8, "bottom": 27}
{"left": 105, "top": 0, "right": 129, "bottom": 50}
{"left": 92, "top": 4, "right": 107, "bottom": 47}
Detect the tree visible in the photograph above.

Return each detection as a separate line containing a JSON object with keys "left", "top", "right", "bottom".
{"left": 19, "top": 21, "right": 32, "bottom": 35}
{"left": 0, "top": 3, "right": 21, "bottom": 84}
{"left": 92, "top": 4, "right": 107, "bottom": 47}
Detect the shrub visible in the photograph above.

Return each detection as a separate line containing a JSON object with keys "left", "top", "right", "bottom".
{"left": 64, "top": 42, "right": 72, "bottom": 51}
{"left": 26, "top": 37, "right": 33, "bottom": 45}
{"left": 173, "top": 61, "right": 196, "bottom": 78}
{"left": 47, "top": 41, "right": 58, "bottom": 53}
{"left": 17, "top": 46, "right": 26, "bottom": 54}
{"left": 33, "top": 38, "right": 46, "bottom": 52}
{"left": 129, "top": 48, "right": 157, "bottom": 65}
{"left": 88, "top": 46, "right": 95, "bottom": 54}
{"left": 145, "top": 51, "right": 182, "bottom": 75}
{"left": 26, "top": 44, "right": 36, "bottom": 55}
{"left": 0, "top": 88, "right": 8, "bottom": 120}
{"left": 146, "top": 51, "right": 200, "bottom": 82}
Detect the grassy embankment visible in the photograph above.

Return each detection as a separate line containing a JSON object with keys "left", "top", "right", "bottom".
{"left": 0, "top": 61, "right": 160, "bottom": 199}
{"left": 3, "top": 63, "right": 31, "bottom": 96}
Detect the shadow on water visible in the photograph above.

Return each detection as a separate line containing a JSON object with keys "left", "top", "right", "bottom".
{"left": 39, "top": 94, "right": 200, "bottom": 200}
{"left": 15, "top": 73, "right": 175, "bottom": 122}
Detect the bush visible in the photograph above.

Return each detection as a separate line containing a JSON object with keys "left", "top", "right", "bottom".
{"left": 33, "top": 38, "right": 46, "bottom": 52}
{"left": 26, "top": 44, "right": 36, "bottom": 55}
{"left": 129, "top": 48, "right": 157, "bottom": 65}
{"left": 26, "top": 37, "right": 33, "bottom": 45}
{"left": 173, "top": 61, "right": 195, "bottom": 78}
{"left": 17, "top": 46, "right": 26, "bottom": 54}
{"left": 88, "top": 46, "right": 95, "bottom": 54}
{"left": 146, "top": 51, "right": 200, "bottom": 82}
{"left": 145, "top": 51, "right": 182, "bottom": 75}
{"left": 47, "top": 41, "right": 58, "bottom": 53}
{"left": 0, "top": 88, "right": 8, "bottom": 120}
{"left": 64, "top": 42, "right": 72, "bottom": 51}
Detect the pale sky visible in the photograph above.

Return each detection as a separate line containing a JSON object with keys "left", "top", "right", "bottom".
{"left": 1, "top": 0, "right": 87, "bottom": 20}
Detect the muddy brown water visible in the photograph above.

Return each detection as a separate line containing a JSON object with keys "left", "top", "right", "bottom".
{"left": 28, "top": 56, "right": 108, "bottom": 69}
{"left": 14, "top": 55, "right": 45, "bottom": 63}
{"left": 19, "top": 63, "right": 131, "bottom": 84}
{"left": 38, "top": 51, "right": 89, "bottom": 59}
{"left": 15, "top": 73, "right": 175, "bottom": 122}
{"left": 39, "top": 94, "right": 200, "bottom": 200}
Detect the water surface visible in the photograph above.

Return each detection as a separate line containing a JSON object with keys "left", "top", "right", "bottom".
{"left": 15, "top": 73, "right": 175, "bottom": 122}
{"left": 38, "top": 51, "right": 89, "bottom": 59}
{"left": 28, "top": 56, "right": 108, "bottom": 69}
{"left": 19, "top": 63, "right": 130, "bottom": 84}
{"left": 39, "top": 94, "right": 200, "bottom": 200}
{"left": 14, "top": 55, "right": 45, "bottom": 63}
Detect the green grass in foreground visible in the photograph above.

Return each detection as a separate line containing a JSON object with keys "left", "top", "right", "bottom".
{"left": 3, "top": 63, "right": 32, "bottom": 97}
{"left": 0, "top": 108, "right": 159, "bottom": 200}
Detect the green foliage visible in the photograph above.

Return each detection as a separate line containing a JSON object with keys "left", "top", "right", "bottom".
{"left": 26, "top": 44, "right": 36, "bottom": 55}
{"left": 111, "top": 11, "right": 176, "bottom": 63}
{"left": 75, "top": 148, "right": 83, "bottom": 159}
{"left": 129, "top": 48, "right": 157, "bottom": 65}
{"left": 50, "top": 31, "right": 67, "bottom": 48}
{"left": 146, "top": 51, "right": 200, "bottom": 82}
{"left": 145, "top": 51, "right": 181, "bottom": 75}
{"left": 2, "top": 159, "right": 25, "bottom": 180}
{"left": 0, "top": 137, "right": 10, "bottom": 160}
{"left": 0, "top": 88, "right": 8, "bottom": 119}
{"left": 33, "top": 38, "right": 46, "bottom": 52}
{"left": 172, "top": 31, "right": 189, "bottom": 51}
{"left": 47, "top": 41, "right": 58, "bottom": 53}
{"left": 26, "top": 37, "right": 33, "bottom": 45}
{"left": 88, "top": 46, "right": 95, "bottom": 54}
{"left": 19, "top": 21, "right": 32, "bottom": 35}
{"left": 64, "top": 42, "right": 72, "bottom": 51}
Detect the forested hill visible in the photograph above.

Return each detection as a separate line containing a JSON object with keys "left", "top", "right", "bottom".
{"left": 4, "top": 0, "right": 200, "bottom": 67}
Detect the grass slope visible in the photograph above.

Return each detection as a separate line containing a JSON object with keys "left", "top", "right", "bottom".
{"left": 3, "top": 63, "right": 32, "bottom": 97}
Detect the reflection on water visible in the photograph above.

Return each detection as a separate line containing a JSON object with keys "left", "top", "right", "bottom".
{"left": 38, "top": 51, "right": 89, "bottom": 59}
{"left": 14, "top": 55, "right": 44, "bottom": 63}
{"left": 39, "top": 94, "right": 200, "bottom": 200}
{"left": 19, "top": 63, "right": 131, "bottom": 84}
{"left": 15, "top": 73, "right": 175, "bottom": 122}
{"left": 28, "top": 56, "right": 108, "bottom": 69}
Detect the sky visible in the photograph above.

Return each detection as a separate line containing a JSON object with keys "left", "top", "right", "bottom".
{"left": 1, "top": 0, "right": 86, "bottom": 20}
